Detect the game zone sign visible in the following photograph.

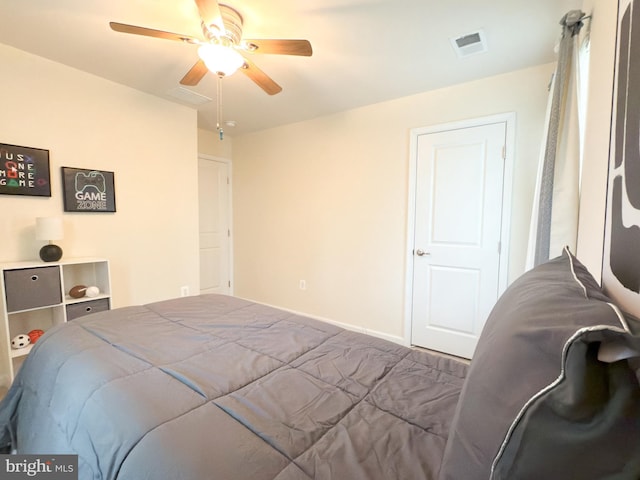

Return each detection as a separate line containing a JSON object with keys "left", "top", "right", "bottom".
{"left": 61, "top": 167, "right": 116, "bottom": 213}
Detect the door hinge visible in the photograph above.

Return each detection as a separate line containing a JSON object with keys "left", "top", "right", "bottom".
{"left": 228, "top": 229, "right": 231, "bottom": 237}
{"left": 497, "top": 241, "right": 502, "bottom": 254}
{"left": 228, "top": 281, "right": 231, "bottom": 288}
{"left": 501, "top": 145, "right": 506, "bottom": 160}
{"left": 227, "top": 177, "right": 230, "bottom": 185}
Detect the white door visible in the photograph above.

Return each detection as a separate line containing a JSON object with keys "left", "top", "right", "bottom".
{"left": 198, "top": 156, "right": 231, "bottom": 295}
{"left": 410, "top": 121, "right": 508, "bottom": 358}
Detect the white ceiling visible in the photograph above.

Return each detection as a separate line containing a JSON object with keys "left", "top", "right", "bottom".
{"left": 0, "top": 0, "right": 583, "bottom": 136}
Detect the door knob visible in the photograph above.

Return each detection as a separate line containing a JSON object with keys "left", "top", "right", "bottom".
{"left": 415, "top": 249, "right": 430, "bottom": 256}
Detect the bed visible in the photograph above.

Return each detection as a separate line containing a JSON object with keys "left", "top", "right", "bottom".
{"left": 1, "top": 248, "right": 639, "bottom": 480}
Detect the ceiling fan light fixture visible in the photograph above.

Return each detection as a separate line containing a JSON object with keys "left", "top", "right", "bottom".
{"left": 198, "top": 43, "right": 245, "bottom": 77}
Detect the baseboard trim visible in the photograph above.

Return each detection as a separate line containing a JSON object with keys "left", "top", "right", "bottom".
{"left": 237, "top": 296, "right": 408, "bottom": 347}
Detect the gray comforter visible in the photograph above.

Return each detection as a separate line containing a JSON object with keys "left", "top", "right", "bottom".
{"left": 0, "top": 294, "right": 467, "bottom": 479}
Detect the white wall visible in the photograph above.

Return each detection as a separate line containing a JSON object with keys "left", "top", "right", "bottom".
{"left": 0, "top": 44, "right": 200, "bottom": 307}
{"left": 576, "top": 0, "right": 618, "bottom": 279}
{"left": 230, "top": 63, "right": 553, "bottom": 340}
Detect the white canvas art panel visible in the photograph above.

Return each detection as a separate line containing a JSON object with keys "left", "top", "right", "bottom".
{"left": 603, "top": 0, "right": 640, "bottom": 316}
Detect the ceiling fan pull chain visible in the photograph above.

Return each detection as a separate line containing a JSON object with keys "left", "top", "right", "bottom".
{"left": 217, "top": 74, "right": 224, "bottom": 140}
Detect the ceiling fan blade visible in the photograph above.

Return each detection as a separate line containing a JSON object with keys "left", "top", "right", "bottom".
{"left": 243, "top": 39, "right": 312, "bottom": 56}
{"left": 109, "top": 22, "right": 199, "bottom": 44}
{"left": 180, "top": 60, "right": 209, "bottom": 86}
{"left": 194, "top": 0, "right": 225, "bottom": 35}
{"left": 240, "top": 56, "right": 282, "bottom": 95}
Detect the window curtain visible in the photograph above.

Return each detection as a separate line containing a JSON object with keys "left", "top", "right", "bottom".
{"left": 526, "top": 10, "right": 589, "bottom": 268}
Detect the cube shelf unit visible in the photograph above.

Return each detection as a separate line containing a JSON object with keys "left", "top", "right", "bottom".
{"left": 0, "top": 257, "right": 111, "bottom": 387}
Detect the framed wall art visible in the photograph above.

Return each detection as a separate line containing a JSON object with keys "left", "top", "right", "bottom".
{"left": 602, "top": 0, "right": 640, "bottom": 316}
{"left": 0, "top": 143, "right": 51, "bottom": 197}
{"left": 61, "top": 167, "right": 116, "bottom": 213}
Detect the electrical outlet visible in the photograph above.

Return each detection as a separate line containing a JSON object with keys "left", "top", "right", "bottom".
{"left": 299, "top": 280, "right": 306, "bottom": 290}
{"left": 180, "top": 286, "right": 189, "bottom": 297}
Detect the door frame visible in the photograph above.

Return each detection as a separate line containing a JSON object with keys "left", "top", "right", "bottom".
{"left": 198, "top": 153, "right": 234, "bottom": 295}
{"left": 403, "top": 112, "right": 516, "bottom": 346}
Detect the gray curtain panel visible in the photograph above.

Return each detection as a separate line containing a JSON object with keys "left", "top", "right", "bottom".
{"left": 534, "top": 10, "right": 586, "bottom": 266}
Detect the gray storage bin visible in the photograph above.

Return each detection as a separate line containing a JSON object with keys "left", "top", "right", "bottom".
{"left": 66, "top": 298, "right": 110, "bottom": 321}
{"left": 4, "top": 266, "right": 62, "bottom": 312}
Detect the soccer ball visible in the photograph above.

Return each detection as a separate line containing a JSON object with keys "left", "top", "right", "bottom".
{"left": 11, "top": 334, "right": 31, "bottom": 349}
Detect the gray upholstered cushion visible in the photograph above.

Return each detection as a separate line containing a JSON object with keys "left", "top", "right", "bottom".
{"left": 490, "top": 325, "right": 640, "bottom": 479}
{"left": 438, "top": 247, "right": 633, "bottom": 480}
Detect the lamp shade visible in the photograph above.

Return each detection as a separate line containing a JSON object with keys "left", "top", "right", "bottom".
{"left": 198, "top": 43, "right": 245, "bottom": 77}
{"left": 36, "top": 217, "right": 63, "bottom": 241}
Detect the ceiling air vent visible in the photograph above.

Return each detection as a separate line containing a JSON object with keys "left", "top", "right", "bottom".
{"left": 450, "top": 30, "right": 488, "bottom": 58}
{"left": 165, "top": 86, "right": 212, "bottom": 106}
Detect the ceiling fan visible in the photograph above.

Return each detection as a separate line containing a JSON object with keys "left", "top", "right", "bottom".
{"left": 109, "top": 0, "right": 313, "bottom": 95}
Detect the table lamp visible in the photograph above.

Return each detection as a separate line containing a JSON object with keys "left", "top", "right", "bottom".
{"left": 36, "top": 217, "right": 63, "bottom": 262}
